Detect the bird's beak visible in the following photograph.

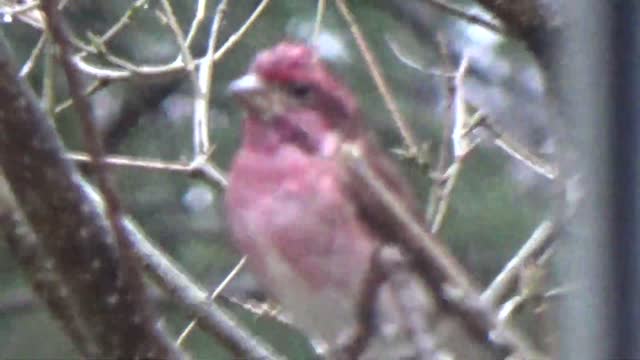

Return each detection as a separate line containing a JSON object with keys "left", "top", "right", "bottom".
{"left": 227, "top": 73, "right": 266, "bottom": 97}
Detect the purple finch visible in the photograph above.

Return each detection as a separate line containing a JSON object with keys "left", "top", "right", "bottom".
{"left": 225, "top": 42, "right": 462, "bottom": 358}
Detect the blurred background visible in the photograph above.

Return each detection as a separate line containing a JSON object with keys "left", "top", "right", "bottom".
{"left": 0, "top": 1, "right": 557, "bottom": 358}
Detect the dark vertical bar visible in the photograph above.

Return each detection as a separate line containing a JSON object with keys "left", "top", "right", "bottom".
{"left": 608, "top": 2, "right": 640, "bottom": 358}
{"left": 559, "top": 1, "right": 640, "bottom": 359}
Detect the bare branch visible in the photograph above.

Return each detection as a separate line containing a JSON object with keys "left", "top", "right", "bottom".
{"left": 113, "top": 204, "right": 281, "bottom": 359}
{"left": 340, "top": 247, "right": 389, "bottom": 358}
{"left": 184, "top": 0, "right": 209, "bottom": 47}
{"left": 177, "top": 256, "right": 247, "bottom": 346}
{"left": 192, "top": 0, "right": 230, "bottom": 156}
{"left": 482, "top": 220, "right": 556, "bottom": 306}
{"left": 339, "top": 143, "right": 546, "bottom": 359}
{"left": 423, "top": 0, "right": 503, "bottom": 33}
{"left": 213, "top": 0, "right": 272, "bottom": 62}
{"left": 44, "top": 0, "right": 187, "bottom": 357}
{"left": 55, "top": 0, "right": 270, "bottom": 84}
{"left": 476, "top": 116, "right": 558, "bottom": 179}
{"left": 0, "top": 179, "right": 98, "bottom": 357}
{"left": 0, "top": 16, "right": 184, "bottom": 358}
{"left": 335, "top": 0, "right": 419, "bottom": 155}
{"left": 76, "top": 177, "right": 281, "bottom": 359}
{"left": 159, "top": 0, "right": 196, "bottom": 77}
{"left": 19, "top": 33, "right": 46, "bottom": 77}
{"left": 429, "top": 54, "right": 475, "bottom": 233}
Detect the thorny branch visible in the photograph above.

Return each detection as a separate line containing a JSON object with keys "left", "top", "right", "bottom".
{"left": 482, "top": 220, "right": 557, "bottom": 306}
{"left": 428, "top": 54, "right": 474, "bottom": 233}
{"left": 340, "top": 143, "right": 546, "bottom": 359}
{"left": 42, "top": 1, "right": 185, "bottom": 357}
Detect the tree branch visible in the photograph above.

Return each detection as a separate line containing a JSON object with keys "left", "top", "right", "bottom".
{"left": 0, "top": 21, "right": 185, "bottom": 357}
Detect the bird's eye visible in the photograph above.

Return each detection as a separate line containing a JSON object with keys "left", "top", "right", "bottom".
{"left": 287, "top": 83, "right": 312, "bottom": 100}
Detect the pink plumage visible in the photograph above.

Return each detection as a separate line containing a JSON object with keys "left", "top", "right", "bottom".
{"left": 225, "top": 42, "right": 429, "bottom": 356}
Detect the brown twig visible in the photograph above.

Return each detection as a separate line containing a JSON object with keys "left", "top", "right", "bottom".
{"left": 428, "top": 52, "right": 474, "bottom": 233}
{"left": 1, "top": 21, "right": 181, "bottom": 360}
{"left": 341, "top": 246, "right": 389, "bottom": 358}
{"left": 42, "top": 0, "right": 185, "bottom": 357}
{"left": 54, "top": 78, "right": 110, "bottom": 113}
{"left": 340, "top": 143, "right": 546, "bottom": 359}
{"left": 0, "top": 190, "right": 98, "bottom": 357}
{"left": 111, "top": 198, "right": 281, "bottom": 359}
{"left": 479, "top": 116, "right": 558, "bottom": 179}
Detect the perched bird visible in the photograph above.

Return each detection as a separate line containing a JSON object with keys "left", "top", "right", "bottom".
{"left": 225, "top": 42, "right": 484, "bottom": 359}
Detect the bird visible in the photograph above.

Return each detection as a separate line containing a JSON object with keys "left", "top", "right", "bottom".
{"left": 224, "top": 42, "right": 485, "bottom": 359}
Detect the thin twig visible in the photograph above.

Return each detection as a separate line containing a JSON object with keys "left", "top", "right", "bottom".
{"left": 46, "top": 0, "right": 148, "bottom": 112}
{"left": 192, "top": 0, "right": 230, "bottom": 156}
{"left": 385, "top": 33, "right": 455, "bottom": 78}
{"left": 130, "top": 230, "right": 281, "bottom": 359}
{"left": 221, "top": 296, "right": 292, "bottom": 326}
{"left": 19, "top": 33, "right": 46, "bottom": 77}
{"left": 341, "top": 247, "right": 388, "bottom": 358}
{"left": 159, "top": 0, "right": 197, "bottom": 83}
{"left": 98, "top": 0, "right": 149, "bottom": 45}
{"left": 59, "top": 0, "right": 270, "bottom": 84}
{"left": 340, "top": 142, "right": 546, "bottom": 359}
{"left": 41, "top": 41, "right": 56, "bottom": 116}
{"left": 335, "top": 0, "right": 419, "bottom": 154}
{"left": 451, "top": 55, "right": 472, "bottom": 159}
{"left": 429, "top": 54, "right": 474, "bottom": 233}
{"left": 176, "top": 256, "right": 247, "bottom": 346}
{"left": 426, "top": 34, "right": 456, "bottom": 224}
{"left": 185, "top": 0, "right": 209, "bottom": 48}
{"left": 312, "top": 0, "right": 326, "bottom": 41}
{"left": 78, "top": 182, "right": 282, "bottom": 359}
{"left": 213, "top": 0, "right": 272, "bottom": 62}
{"left": 67, "top": 151, "right": 228, "bottom": 189}
{"left": 481, "top": 220, "right": 556, "bottom": 306}
{"left": 62, "top": 0, "right": 149, "bottom": 69}
{"left": 54, "top": 79, "right": 110, "bottom": 113}
{"left": 480, "top": 116, "right": 558, "bottom": 179}
{"left": 67, "top": 152, "right": 192, "bottom": 172}
{"left": 498, "top": 295, "right": 525, "bottom": 321}
{"left": 423, "top": 0, "right": 503, "bottom": 34}
{"left": 430, "top": 161, "right": 462, "bottom": 233}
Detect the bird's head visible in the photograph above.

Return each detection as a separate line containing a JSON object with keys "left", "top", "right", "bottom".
{"left": 229, "top": 42, "right": 363, "bottom": 149}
